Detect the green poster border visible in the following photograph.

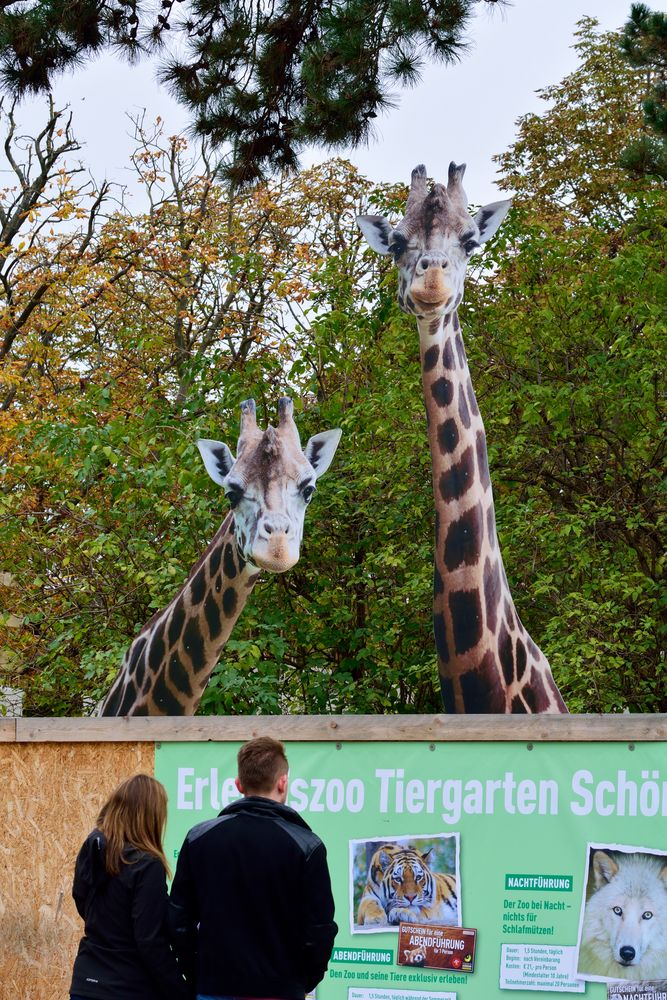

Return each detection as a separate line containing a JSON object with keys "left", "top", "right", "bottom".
{"left": 155, "top": 738, "right": 667, "bottom": 1000}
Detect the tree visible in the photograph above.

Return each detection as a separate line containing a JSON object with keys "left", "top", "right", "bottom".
{"left": 0, "top": 99, "right": 150, "bottom": 709}
{"left": 494, "top": 16, "right": 660, "bottom": 231}
{"left": 0, "top": 122, "right": 443, "bottom": 715}
{"left": 0, "top": 0, "right": 504, "bottom": 185}
{"left": 1, "top": 18, "right": 664, "bottom": 716}
{"left": 618, "top": 3, "right": 667, "bottom": 179}
{"left": 463, "top": 19, "right": 666, "bottom": 711}
{"left": 463, "top": 203, "right": 665, "bottom": 712}
{"left": 0, "top": 97, "right": 115, "bottom": 422}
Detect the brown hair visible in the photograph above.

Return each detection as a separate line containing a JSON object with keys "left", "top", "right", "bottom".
{"left": 237, "top": 736, "right": 288, "bottom": 795}
{"left": 97, "top": 773, "right": 170, "bottom": 877}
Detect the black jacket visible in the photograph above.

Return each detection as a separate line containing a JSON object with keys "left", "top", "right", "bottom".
{"left": 168, "top": 796, "right": 338, "bottom": 999}
{"left": 70, "top": 829, "right": 189, "bottom": 1000}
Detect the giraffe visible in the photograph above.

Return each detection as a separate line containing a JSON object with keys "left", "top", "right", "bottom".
{"left": 100, "top": 397, "right": 341, "bottom": 715}
{"left": 357, "top": 163, "right": 567, "bottom": 714}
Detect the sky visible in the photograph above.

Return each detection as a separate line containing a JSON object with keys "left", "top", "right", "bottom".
{"left": 12, "top": 0, "right": 634, "bottom": 209}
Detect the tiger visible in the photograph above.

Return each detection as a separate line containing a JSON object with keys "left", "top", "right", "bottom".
{"left": 356, "top": 844, "right": 402, "bottom": 925}
{"left": 356, "top": 844, "right": 459, "bottom": 927}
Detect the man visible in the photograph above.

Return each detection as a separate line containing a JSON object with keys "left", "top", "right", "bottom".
{"left": 169, "top": 736, "right": 338, "bottom": 1000}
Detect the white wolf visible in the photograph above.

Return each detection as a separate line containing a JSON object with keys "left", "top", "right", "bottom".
{"left": 578, "top": 850, "right": 667, "bottom": 981}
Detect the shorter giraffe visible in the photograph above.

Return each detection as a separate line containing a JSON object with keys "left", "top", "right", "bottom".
{"left": 100, "top": 398, "right": 341, "bottom": 715}
{"left": 357, "top": 162, "right": 567, "bottom": 713}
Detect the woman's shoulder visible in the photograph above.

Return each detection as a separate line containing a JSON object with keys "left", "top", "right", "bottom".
{"left": 79, "top": 826, "right": 105, "bottom": 850}
{"left": 122, "top": 847, "right": 167, "bottom": 879}
{"left": 123, "top": 845, "right": 158, "bottom": 864}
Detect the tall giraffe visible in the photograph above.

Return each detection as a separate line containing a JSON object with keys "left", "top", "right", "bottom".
{"left": 357, "top": 163, "right": 567, "bottom": 713}
{"left": 100, "top": 398, "right": 341, "bottom": 715}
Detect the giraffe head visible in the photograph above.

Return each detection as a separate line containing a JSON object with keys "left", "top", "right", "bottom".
{"left": 357, "top": 163, "right": 511, "bottom": 318}
{"left": 196, "top": 398, "right": 341, "bottom": 573}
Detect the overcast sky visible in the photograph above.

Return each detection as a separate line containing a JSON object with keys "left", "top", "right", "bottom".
{"left": 13, "top": 0, "right": 633, "bottom": 208}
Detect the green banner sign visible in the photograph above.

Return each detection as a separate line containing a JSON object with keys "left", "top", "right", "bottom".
{"left": 505, "top": 875, "right": 574, "bottom": 892}
{"left": 331, "top": 948, "right": 394, "bottom": 965}
{"left": 156, "top": 740, "right": 667, "bottom": 1000}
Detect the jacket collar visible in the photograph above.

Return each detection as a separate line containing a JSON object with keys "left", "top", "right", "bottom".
{"left": 219, "top": 794, "right": 311, "bottom": 829}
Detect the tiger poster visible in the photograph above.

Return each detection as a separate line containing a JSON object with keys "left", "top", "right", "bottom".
{"left": 350, "top": 834, "right": 461, "bottom": 933}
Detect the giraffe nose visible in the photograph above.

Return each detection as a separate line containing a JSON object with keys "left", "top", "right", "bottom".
{"left": 418, "top": 254, "right": 447, "bottom": 272}
{"left": 259, "top": 513, "right": 291, "bottom": 536}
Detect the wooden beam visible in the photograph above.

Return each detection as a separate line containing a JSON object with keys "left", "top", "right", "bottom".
{"left": 12, "top": 714, "right": 667, "bottom": 743}
{"left": 0, "top": 717, "right": 16, "bottom": 741}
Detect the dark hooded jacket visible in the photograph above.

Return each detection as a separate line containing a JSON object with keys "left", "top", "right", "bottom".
{"left": 168, "top": 796, "right": 338, "bottom": 999}
{"left": 70, "top": 829, "right": 189, "bottom": 1000}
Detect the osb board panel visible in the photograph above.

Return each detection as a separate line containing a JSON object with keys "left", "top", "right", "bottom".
{"left": 0, "top": 741, "right": 153, "bottom": 1000}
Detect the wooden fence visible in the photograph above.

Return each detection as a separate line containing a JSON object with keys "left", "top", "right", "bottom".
{"left": 2, "top": 714, "right": 666, "bottom": 1000}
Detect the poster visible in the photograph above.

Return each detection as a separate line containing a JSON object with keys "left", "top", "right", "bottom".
{"left": 607, "top": 983, "right": 667, "bottom": 1000}
{"left": 576, "top": 844, "right": 667, "bottom": 984}
{"left": 155, "top": 740, "right": 667, "bottom": 999}
{"left": 397, "top": 924, "right": 477, "bottom": 972}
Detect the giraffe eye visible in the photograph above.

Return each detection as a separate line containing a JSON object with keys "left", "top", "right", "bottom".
{"left": 225, "top": 485, "right": 244, "bottom": 508}
{"left": 301, "top": 484, "right": 316, "bottom": 503}
{"left": 390, "top": 234, "right": 407, "bottom": 259}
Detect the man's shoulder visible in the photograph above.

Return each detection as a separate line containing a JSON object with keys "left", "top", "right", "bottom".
{"left": 185, "top": 813, "right": 236, "bottom": 845}
{"left": 223, "top": 798, "right": 325, "bottom": 859}
{"left": 271, "top": 811, "right": 325, "bottom": 860}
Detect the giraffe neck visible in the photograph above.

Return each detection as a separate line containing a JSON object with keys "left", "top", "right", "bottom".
{"left": 100, "top": 512, "right": 260, "bottom": 716}
{"left": 417, "top": 310, "right": 566, "bottom": 714}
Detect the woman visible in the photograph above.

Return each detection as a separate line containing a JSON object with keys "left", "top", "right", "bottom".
{"left": 70, "top": 773, "right": 190, "bottom": 1000}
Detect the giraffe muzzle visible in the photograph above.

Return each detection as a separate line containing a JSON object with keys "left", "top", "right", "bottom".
{"left": 252, "top": 517, "right": 300, "bottom": 572}
{"left": 251, "top": 540, "right": 300, "bottom": 573}
{"left": 410, "top": 270, "right": 451, "bottom": 308}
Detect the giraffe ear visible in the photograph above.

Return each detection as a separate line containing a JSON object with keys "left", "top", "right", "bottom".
{"left": 197, "top": 438, "right": 235, "bottom": 486}
{"left": 356, "top": 215, "right": 393, "bottom": 255}
{"left": 472, "top": 199, "right": 512, "bottom": 245}
{"left": 304, "top": 429, "right": 342, "bottom": 479}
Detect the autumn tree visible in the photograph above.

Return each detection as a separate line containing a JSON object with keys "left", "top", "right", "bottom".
{"left": 0, "top": 98, "right": 113, "bottom": 423}
{"left": 0, "top": 0, "right": 505, "bottom": 184}
{"left": 0, "top": 98, "right": 147, "bottom": 706}
{"left": 0, "top": 122, "right": 442, "bottom": 715}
